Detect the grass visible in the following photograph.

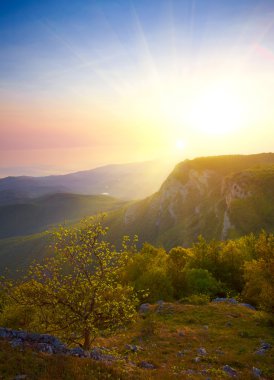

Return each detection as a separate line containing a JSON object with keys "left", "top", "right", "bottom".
{"left": 1, "top": 302, "right": 273, "bottom": 379}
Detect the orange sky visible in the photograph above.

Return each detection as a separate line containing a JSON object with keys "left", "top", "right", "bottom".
{"left": 1, "top": 0, "right": 274, "bottom": 176}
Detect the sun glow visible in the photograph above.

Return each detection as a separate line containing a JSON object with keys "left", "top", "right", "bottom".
{"left": 175, "top": 139, "right": 185, "bottom": 150}
{"left": 186, "top": 85, "right": 247, "bottom": 135}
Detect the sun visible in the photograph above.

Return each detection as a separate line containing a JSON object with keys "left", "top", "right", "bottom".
{"left": 175, "top": 139, "right": 185, "bottom": 150}
{"left": 187, "top": 86, "right": 246, "bottom": 135}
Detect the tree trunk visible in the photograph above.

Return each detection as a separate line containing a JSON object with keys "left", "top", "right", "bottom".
{"left": 83, "top": 329, "right": 91, "bottom": 350}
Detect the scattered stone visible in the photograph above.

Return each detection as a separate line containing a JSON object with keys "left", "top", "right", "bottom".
{"left": 156, "top": 300, "right": 164, "bottom": 313}
{"left": 139, "top": 303, "right": 150, "bottom": 313}
{"left": 213, "top": 298, "right": 238, "bottom": 304}
{"left": 193, "top": 356, "right": 201, "bottom": 363}
{"left": 197, "top": 347, "right": 207, "bottom": 356}
{"left": 36, "top": 343, "right": 54, "bottom": 354}
{"left": 177, "top": 351, "right": 184, "bottom": 357}
{"left": 139, "top": 361, "right": 156, "bottom": 369}
{"left": 203, "top": 325, "right": 209, "bottom": 330}
{"left": 10, "top": 338, "right": 23, "bottom": 348}
{"left": 183, "top": 369, "right": 196, "bottom": 374}
{"left": 178, "top": 330, "right": 185, "bottom": 337}
{"left": 90, "top": 347, "right": 115, "bottom": 361}
{"left": 252, "top": 367, "right": 262, "bottom": 377}
{"left": 0, "top": 326, "right": 119, "bottom": 360}
{"left": 212, "top": 298, "right": 256, "bottom": 310}
{"left": 255, "top": 342, "right": 271, "bottom": 355}
{"left": 125, "top": 344, "right": 142, "bottom": 352}
{"left": 256, "top": 349, "right": 266, "bottom": 355}
{"left": 69, "top": 347, "right": 86, "bottom": 357}
{"left": 260, "top": 342, "right": 271, "bottom": 350}
{"left": 223, "top": 365, "right": 237, "bottom": 377}
{"left": 226, "top": 321, "right": 233, "bottom": 327}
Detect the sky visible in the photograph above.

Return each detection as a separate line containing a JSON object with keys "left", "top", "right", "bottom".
{"left": 0, "top": 0, "right": 274, "bottom": 176}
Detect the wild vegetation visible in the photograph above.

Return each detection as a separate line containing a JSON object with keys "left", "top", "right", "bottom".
{"left": 0, "top": 154, "right": 273, "bottom": 378}
{"left": 0, "top": 216, "right": 273, "bottom": 379}
{"left": 1, "top": 217, "right": 138, "bottom": 350}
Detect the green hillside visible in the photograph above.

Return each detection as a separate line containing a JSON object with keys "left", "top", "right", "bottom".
{"left": 0, "top": 232, "right": 51, "bottom": 276}
{"left": 1, "top": 153, "right": 274, "bottom": 275}
{"left": 0, "top": 193, "right": 126, "bottom": 239}
{"left": 106, "top": 153, "right": 274, "bottom": 248}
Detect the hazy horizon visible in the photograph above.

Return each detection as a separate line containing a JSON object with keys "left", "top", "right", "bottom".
{"left": 1, "top": 0, "right": 274, "bottom": 176}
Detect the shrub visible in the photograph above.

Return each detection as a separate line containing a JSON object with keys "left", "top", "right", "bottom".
{"left": 185, "top": 268, "right": 221, "bottom": 296}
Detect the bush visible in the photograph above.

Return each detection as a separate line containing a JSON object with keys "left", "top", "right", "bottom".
{"left": 185, "top": 268, "right": 221, "bottom": 296}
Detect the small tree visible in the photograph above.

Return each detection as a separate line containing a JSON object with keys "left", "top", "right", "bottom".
{"left": 1, "top": 216, "right": 138, "bottom": 349}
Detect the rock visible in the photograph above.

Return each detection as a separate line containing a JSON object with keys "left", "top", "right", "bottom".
{"left": 139, "top": 361, "right": 156, "bottom": 369}
{"left": 226, "top": 321, "right": 233, "bottom": 327}
{"left": 193, "top": 356, "right": 201, "bottom": 362}
{"left": 223, "top": 365, "right": 237, "bottom": 377}
{"left": 213, "top": 297, "right": 238, "bottom": 304}
{"left": 255, "top": 342, "right": 271, "bottom": 355}
{"left": 178, "top": 330, "right": 185, "bottom": 337}
{"left": 255, "top": 349, "right": 265, "bottom": 355}
{"left": 239, "top": 303, "right": 256, "bottom": 310}
{"left": 139, "top": 303, "right": 150, "bottom": 313}
{"left": 69, "top": 347, "right": 86, "bottom": 357}
{"left": 10, "top": 338, "right": 23, "bottom": 348}
{"left": 183, "top": 369, "right": 196, "bottom": 374}
{"left": 215, "top": 348, "right": 224, "bottom": 355}
{"left": 156, "top": 300, "right": 165, "bottom": 313}
{"left": 197, "top": 347, "right": 207, "bottom": 356}
{"left": 90, "top": 347, "right": 115, "bottom": 361}
{"left": 252, "top": 367, "right": 262, "bottom": 377}
{"left": 203, "top": 325, "right": 209, "bottom": 330}
{"left": 177, "top": 351, "right": 184, "bottom": 357}
{"left": 36, "top": 343, "right": 54, "bottom": 354}
{"left": 0, "top": 327, "right": 13, "bottom": 339}
{"left": 212, "top": 298, "right": 256, "bottom": 310}
{"left": 260, "top": 342, "right": 271, "bottom": 350}
{"left": 125, "top": 344, "right": 142, "bottom": 352}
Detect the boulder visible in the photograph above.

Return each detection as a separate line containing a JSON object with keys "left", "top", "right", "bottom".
{"left": 223, "top": 365, "right": 237, "bottom": 377}
{"left": 252, "top": 367, "right": 262, "bottom": 377}
{"left": 213, "top": 298, "right": 238, "bottom": 304}
{"left": 139, "top": 361, "right": 156, "bottom": 369}
{"left": 197, "top": 347, "right": 207, "bottom": 356}
{"left": 90, "top": 347, "right": 115, "bottom": 361}
{"left": 139, "top": 303, "right": 150, "bottom": 313}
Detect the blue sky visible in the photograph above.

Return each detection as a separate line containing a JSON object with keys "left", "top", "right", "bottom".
{"left": 1, "top": 0, "right": 273, "bottom": 87}
{"left": 0, "top": 0, "right": 274, "bottom": 175}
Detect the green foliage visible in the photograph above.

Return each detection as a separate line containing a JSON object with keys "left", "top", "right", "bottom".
{"left": 167, "top": 247, "right": 191, "bottom": 299}
{"left": 184, "top": 268, "right": 221, "bottom": 296}
{"left": 243, "top": 231, "right": 274, "bottom": 312}
{"left": 1, "top": 216, "right": 138, "bottom": 349}
{"left": 124, "top": 244, "right": 173, "bottom": 303}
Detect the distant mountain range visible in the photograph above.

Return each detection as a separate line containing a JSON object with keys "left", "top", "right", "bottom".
{"left": 1, "top": 153, "right": 274, "bottom": 275}
{"left": 0, "top": 161, "right": 173, "bottom": 205}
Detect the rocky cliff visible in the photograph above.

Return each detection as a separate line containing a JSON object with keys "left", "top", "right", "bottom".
{"left": 108, "top": 153, "right": 274, "bottom": 248}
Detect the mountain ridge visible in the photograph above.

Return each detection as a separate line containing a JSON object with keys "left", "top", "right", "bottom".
{"left": 1, "top": 153, "right": 274, "bottom": 274}
{"left": 106, "top": 153, "right": 274, "bottom": 248}
{"left": 0, "top": 160, "right": 173, "bottom": 204}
